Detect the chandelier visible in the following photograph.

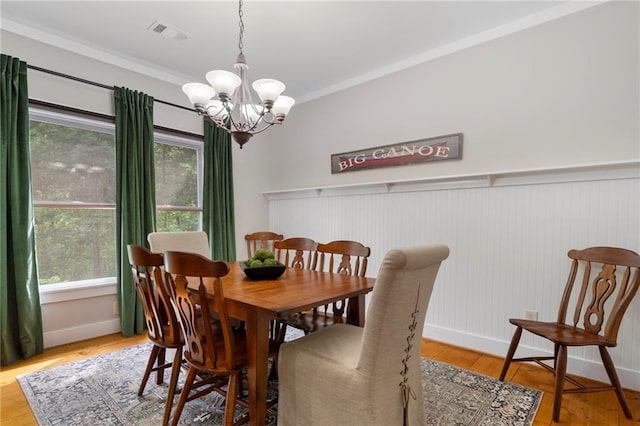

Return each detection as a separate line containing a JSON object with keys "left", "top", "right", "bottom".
{"left": 182, "top": 0, "right": 295, "bottom": 148}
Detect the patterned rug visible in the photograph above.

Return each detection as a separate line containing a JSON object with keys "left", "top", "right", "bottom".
{"left": 17, "top": 340, "right": 541, "bottom": 425}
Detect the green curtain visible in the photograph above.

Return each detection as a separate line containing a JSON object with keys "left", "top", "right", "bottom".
{"left": 114, "top": 87, "right": 156, "bottom": 337}
{"left": 202, "top": 118, "right": 236, "bottom": 261}
{"left": 0, "top": 54, "right": 43, "bottom": 365}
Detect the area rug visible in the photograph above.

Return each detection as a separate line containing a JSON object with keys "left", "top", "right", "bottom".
{"left": 18, "top": 341, "right": 541, "bottom": 425}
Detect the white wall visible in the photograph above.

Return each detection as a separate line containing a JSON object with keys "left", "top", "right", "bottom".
{"left": 262, "top": 1, "right": 640, "bottom": 390}
{"left": 263, "top": 1, "right": 638, "bottom": 189}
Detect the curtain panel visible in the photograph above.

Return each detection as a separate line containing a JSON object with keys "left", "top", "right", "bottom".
{"left": 114, "top": 87, "right": 156, "bottom": 337}
{"left": 202, "top": 118, "right": 236, "bottom": 261}
{"left": 0, "top": 54, "right": 43, "bottom": 365}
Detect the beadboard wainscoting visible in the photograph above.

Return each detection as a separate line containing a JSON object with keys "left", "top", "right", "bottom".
{"left": 266, "top": 164, "right": 640, "bottom": 390}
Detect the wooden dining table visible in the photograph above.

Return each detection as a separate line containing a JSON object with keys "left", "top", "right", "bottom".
{"left": 191, "top": 262, "right": 376, "bottom": 425}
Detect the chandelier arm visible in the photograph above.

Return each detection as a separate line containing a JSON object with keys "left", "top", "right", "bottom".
{"left": 236, "top": 121, "right": 278, "bottom": 137}
{"left": 226, "top": 113, "right": 273, "bottom": 134}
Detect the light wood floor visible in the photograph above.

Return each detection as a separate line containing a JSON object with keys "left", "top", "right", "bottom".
{"left": 1, "top": 333, "right": 639, "bottom": 425}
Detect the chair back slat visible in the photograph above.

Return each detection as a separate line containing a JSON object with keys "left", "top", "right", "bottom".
{"left": 562, "top": 247, "right": 640, "bottom": 342}
{"left": 316, "top": 240, "right": 371, "bottom": 316}
{"left": 317, "top": 240, "right": 371, "bottom": 277}
{"left": 275, "top": 237, "right": 318, "bottom": 270}
{"left": 164, "top": 251, "right": 236, "bottom": 371}
{"left": 128, "top": 245, "right": 181, "bottom": 344}
{"left": 245, "top": 231, "right": 284, "bottom": 258}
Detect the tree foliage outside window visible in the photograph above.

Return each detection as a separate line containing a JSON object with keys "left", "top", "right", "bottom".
{"left": 154, "top": 141, "right": 201, "bottom": 232}
{"left": 30, "top": 110, "right": 202, "bottom": 286}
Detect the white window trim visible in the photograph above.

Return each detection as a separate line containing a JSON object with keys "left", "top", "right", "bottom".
{"left": 39, "top": 278, "right": 117, "bottom": 304}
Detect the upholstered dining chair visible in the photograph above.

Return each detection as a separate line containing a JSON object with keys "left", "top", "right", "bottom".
{"left": 284, "top": 240, "right": 370, "bottom": 334}
{"left": 277, "top": 244, "right": 449, "bottom": 426}
{"left": 499, "top": 246, "right": 640, "bottom": 422}
{"left": 244, "top": 231, "right": 284, "bottom": 258}
{"left": 164, "top": 251, "right": 280, "bottom": 426}
{"left": 127, "top": 244, "right": 183, "bottom": 426}
{"left": 148, "top": 231, "right": 211, "bottom": 259}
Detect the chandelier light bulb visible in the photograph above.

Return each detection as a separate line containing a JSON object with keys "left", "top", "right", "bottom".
{"left": 272, "top": 96, "right": 295, "bottom": 116}
{"left": 182, "top": 83, "right": 215, "bottom": 110}
{"left": 205, "top": 70, "right": 241, "bottom": 97}
{"left": 241, "top": 104, "right": 263, "bottom": 124}
{"left": 252, "top": 79, "right": 285, "bottom": 104}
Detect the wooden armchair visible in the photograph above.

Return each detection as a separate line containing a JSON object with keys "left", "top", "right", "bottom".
{"left": 127, "top": 245, "right": 183, "bottom": 426}
{"left": 244, "top": 231, "right": 283, "bottom": 258}
{"left": 284, "top": 240, "right": 371, "bottom": 334}
{"left": 499, "top": 246, "right": 640, "bottom": 422}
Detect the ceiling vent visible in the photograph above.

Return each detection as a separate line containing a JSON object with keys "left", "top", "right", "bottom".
{"left": 147, "top": 20, "right": 189, "bottom": 42}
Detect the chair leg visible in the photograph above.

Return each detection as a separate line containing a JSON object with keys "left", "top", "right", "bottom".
{"left": 138, "top": 345, "right": 161, "bottom": 395}
{"left": 276, "top": 322, "right": 288, "bottom": 343}
{"left": 163, "top": 347, "right": 183, "bottom": 426}
{"left": 224, "top": 372, "right": 239, "bottom": 426}
{"left": 157, "top": 347, "right": 167, "bottom": 385}
{"left": 552, "top": 345, "right": 568, "bottom": 422}
{"left": 499, "top": 326, "right": 522, "bottom": 381}
{"left": 170, "top": 366, "right": 197, "bottom": 426}
{"left": 599, "top": 346, "right": 633, "bottom": 419}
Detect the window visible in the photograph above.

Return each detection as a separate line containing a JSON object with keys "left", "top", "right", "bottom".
{"left": 154, "top": 132, "right": 203, "bottom": 232}
{"left": 30, "top": 107, "right": 203, "bottom": 287}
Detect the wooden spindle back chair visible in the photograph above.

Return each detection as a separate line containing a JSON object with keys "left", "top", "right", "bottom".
{"left": 245, "top": 231, "right": 284, "bottom": 258}
{"left": 274, "top": 237, "right": 318, "bottom": 270}
{"left": 285, "top": 240, "right": 371, "bottom": 334}
{"left": 499, "top": 246, "right": 640, "bottom": 422}
{"left": 127, "top": 244, "right": 183, "bottom": 425}
{"left": 164, "top": 251, "right": 279, "bottom": 426}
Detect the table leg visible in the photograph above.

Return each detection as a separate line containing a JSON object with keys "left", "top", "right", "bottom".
{"left": 245, "top": 310, "right": 271, "bottom": 425}
{"left": 346, "top": 294, "right": 366, "bottom": 326}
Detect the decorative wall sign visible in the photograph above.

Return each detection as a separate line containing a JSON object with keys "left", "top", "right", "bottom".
{"left": 331, "top": 133, "right": 462, "bottom": 174}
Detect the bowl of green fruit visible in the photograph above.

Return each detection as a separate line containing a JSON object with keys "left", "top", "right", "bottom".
{"left": 241, "top": 249, "right": 286, "bottom": 280}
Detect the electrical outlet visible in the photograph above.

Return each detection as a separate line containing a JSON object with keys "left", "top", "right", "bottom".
{"left": 112, "top": 301, "right": 119, "bottom": 316}
{"left": 525, "top": 310, "right": 538, "bottom": 321}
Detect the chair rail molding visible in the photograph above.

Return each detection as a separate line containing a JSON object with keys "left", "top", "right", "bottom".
{"left": 263, "top": 160, "right": 639, "bottom": 200}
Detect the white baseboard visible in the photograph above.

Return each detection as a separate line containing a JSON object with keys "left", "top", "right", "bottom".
{"left": 424, "top": 324, "right": 640, "bottom": 392}
{"left": 43, "top": 319, "right": 121, "bottom": 349}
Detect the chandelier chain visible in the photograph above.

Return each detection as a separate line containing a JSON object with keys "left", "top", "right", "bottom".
{"left": 238, "top": 0, "right": 244, "bottom": 54}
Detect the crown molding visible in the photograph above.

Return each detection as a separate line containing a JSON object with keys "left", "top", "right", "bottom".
{"left": 3, "top": 1, "right": 607, "bottom": 104}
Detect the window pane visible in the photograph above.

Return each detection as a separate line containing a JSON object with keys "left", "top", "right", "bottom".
{"left": 154, "top": 143, "right": 197, "bottom": 207}
{"left": 34, "top": 208, "right": 116, "bottom": 284}
{"left": 30, "top": 121, "right": 115, "bottom": 203}
{"left": 156, "top": 211, "right": 201, "bottom": 232}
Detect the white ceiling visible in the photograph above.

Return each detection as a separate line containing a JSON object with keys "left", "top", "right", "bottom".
{"left": 1, "top": 1, "right": 599, "bottom": 103}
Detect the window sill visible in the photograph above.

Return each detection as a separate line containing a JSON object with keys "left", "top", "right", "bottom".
{"left": 39, "top": 278, "right": 117, "bottom": 304}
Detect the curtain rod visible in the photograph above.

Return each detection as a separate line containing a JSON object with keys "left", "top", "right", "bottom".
{"left": 30, "top": 99, "right": 203, "bottom": 140}
{"left": 27, "top": 64, "right": 196, "bottom": 113}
